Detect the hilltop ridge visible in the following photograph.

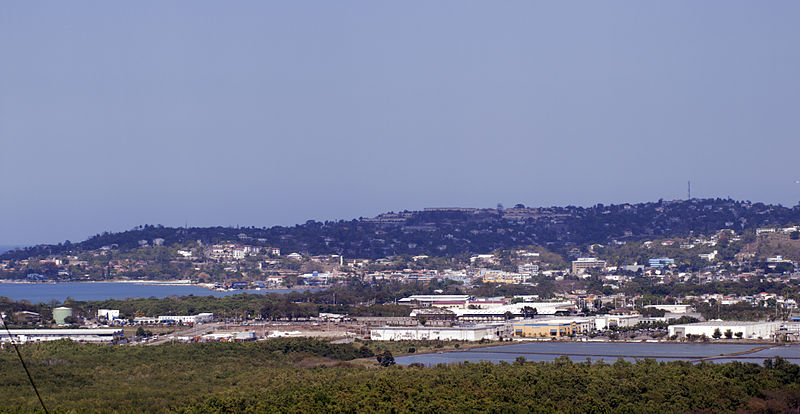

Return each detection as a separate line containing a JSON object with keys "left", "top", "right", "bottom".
{"left": 4, "top": 198, "right": 799, "bottom": 261}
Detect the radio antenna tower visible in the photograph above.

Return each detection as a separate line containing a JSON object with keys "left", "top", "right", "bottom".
{"left": 687, "top": 180, "right": 691, "bottom": 200}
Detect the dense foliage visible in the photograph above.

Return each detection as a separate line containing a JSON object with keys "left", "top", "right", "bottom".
{"left": 2, "top": 340, "right": 800, "bottom": 413}
{"left": 5, "top": 198, "right": 800, "bottom": 260}
{"left": 46, "top": 281, "right": 453, "bottom": 319}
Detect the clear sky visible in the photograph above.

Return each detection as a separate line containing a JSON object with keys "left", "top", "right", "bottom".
{"left": 2, "top": 2, "right": 799, "bottom": 246}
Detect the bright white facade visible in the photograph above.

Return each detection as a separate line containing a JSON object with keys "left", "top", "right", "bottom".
{"left": 97, "top": 309, "right": 120, "bottom": 320}
{"left": 1, "top": 328, "right": 123, "bottom": 343}
{"left": 594, "top": 314, "right": 642, "bottom": 330}
{"left": 644, "top": 304, "right": 694, "bottom": 314}
{"left": 370, "top": 324, "right": 507, "bottom": 341}
{"left": 452, "top": 301, "right": 575, "bottom": 321}
{"left": 398, "top": 295, "right": 471, "bottom": 305}
{"left": 668, "top": 321, "right": 780, "bottom": 340}
{"left": 157, "top": 313, "right": 213, "bottom": 324}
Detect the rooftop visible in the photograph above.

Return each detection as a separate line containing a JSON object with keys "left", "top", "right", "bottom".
{"left": 672, "top": 321, "right": 777, "bottom": 327}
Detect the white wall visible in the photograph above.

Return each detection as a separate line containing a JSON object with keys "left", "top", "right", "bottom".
{"left": 669, "top": 322, "right": 779, "bottom": 339}
{"left": 370, "top": 326, "right": 500, "bottom": 341}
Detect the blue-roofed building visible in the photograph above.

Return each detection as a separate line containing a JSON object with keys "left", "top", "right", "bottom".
{"left": 648, "top": 258, "right": 675, "bottom": 268}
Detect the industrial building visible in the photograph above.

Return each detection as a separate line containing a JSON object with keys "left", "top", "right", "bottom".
{"left": 644, "top": 304, "right": 694, "bottom": 314}
{"left": 398, "top": 295, "right": 471, "bottom": 306}
{"left": 594, "top": 314, "right": 642, "bottom": 330}
{"left": 513, "top": 318, "right": 594, "bottom": 338}
{"left": 134, "top": 313, "right": 214, "bottom": 324}
{"left": 200, "top": 331, "right": 256, "bottom": 342}
{"left": 97, "top": 309, "right": 120, "bottom": 320}
{"left": 1, "top": 328, "right": 123, "bottom": 344}
{"left": 370, "top": 324, "right": 510, "bottom": 341}
{"left": 409, "top": 308, "right": 457, "bottom": 325}
{"left": 53, "top": 307, "right": 73, "bottom": 325}
{"left": 157, "top": 313, "right": 214, "bottom": 324}
{"left": 452, "top": 302, "right": 575, "bottom": 322}
{"left": 668, "top": 321, "right": 780, "bottom": 340}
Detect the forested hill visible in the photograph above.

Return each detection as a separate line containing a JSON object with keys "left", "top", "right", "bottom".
{"left": 4, "top": 198, "right": 800, "bottom": 260}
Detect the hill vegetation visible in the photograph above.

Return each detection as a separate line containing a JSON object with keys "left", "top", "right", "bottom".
{"left": 4, "top": 198, "right": 799, "bottom": 261}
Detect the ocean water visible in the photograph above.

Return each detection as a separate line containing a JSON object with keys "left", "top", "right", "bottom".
{"left": 0, "top": 282, "right": 314, "bottom": 303}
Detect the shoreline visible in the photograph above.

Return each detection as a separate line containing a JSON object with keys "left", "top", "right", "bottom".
{"left": 0, "top": 279, "right": 199, "bottom": 287}
{"left": 0, "top": 279, "right": 323, "bottom": 292}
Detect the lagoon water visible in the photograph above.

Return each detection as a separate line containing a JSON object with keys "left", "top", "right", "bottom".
{"left": 0, "top": 282, "right": 309, "bottom": 303}
{"left": 396, "top": 342, "right": 800, "bottom": 365}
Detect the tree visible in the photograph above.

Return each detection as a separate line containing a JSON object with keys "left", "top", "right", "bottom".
{"left": 724, "top": 329, "right": 733, "bottom": 339}
{"left": 713, "top": 328, "right": 722, "bottom": 339}
{"left": 735, "top": 332, "right": 743, "bottom": 339}
{"left": 136, "top": 326, "right": 146, "bottom": 337}
{"left": 376, "top": 350, "right": 395, "bottom": 367}
{"left": 522, "top": 306, "right": 538, "bottom": 318}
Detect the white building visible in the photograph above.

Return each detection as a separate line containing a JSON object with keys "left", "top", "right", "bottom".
{"left": 572, "top": 258, "right": 606, "bottom": 275}
{"left": 698, "top": 250, "right": 718, "bottom": 261}
{"left": 668, "top": 321, "right": 780, "bottom": 340}
{"left": 157, "top": 313, "right": 213, "bottom": 324}
{"left": 452, "top": 302, "right": 575, "bottom": 321}
{"left": 644, "top": 304, "right": 694, "bottom": 314}
{"left": 370, "top": 324, "right": 509, "bottom": 341}
{"left": 1, "top": 328, "right": 123, "bottom": 343}
{"left": 133, "top": 317, "right": 159, "bottom": 324}
{"left": 524, "top": 317, "right": 596, "bottom": 333}
{"left": 97, "top": 309, "right": 120, "bottom": 320}
{"left": 518, "top": 263, "right": 540, "bottom": 276}
{"left": 594, "top": 314, "right": 642, "bottom": 330}
{"left": 398, "top": 295, "right": 471, "bottom": 306}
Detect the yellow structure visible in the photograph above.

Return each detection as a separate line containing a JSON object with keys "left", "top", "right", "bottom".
{"left": 513, "top": 321, "right": 579, "bottom": 338}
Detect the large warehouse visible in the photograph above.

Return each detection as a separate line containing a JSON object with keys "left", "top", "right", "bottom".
{"left": 452, "top": 302, "right": 575, "bottom": 322}
{"left": 513, "top": 317, "right": 595, "bottom": 338}
{"left": 1, "top": 328, "right": 124, "bottom": 343}
{"left": 668, "top": 321, "right": 780, "bottom": 340}
{"left": 157, "top": 312, "right": 213, "bottom": 324}
{"left": 370, "top": 324, "right": 510, "bottom": 341}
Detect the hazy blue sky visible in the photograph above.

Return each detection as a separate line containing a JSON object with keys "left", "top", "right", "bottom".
{"left": 2, "top": 2, "right": 799, "bottom": 246}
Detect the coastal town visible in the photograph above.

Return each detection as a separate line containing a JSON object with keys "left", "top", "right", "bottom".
{"left": 5, "top": 1, "right": 800, "bottom": 410}
{"left": 3, "top": 200, "right": 800, "bottom": 411}
{"left": 3, "top": 290, "right": 798, "bottom": 351}
{"left": 3, "top": 201, "right": 800, "bottom": 349}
